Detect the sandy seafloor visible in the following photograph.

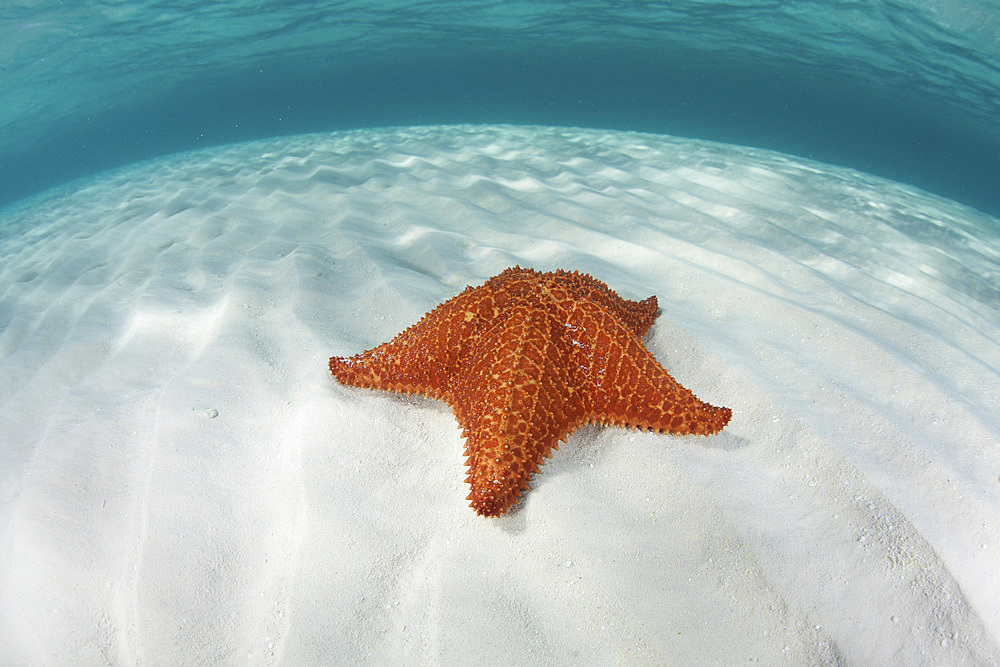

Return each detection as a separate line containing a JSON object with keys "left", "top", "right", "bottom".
{"left": 1, "top": 124, "right": 999, "bottom": 664}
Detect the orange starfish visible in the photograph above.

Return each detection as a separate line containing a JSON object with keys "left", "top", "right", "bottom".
{"left": 329, "top": 267, "right": 731, "bottom": 516}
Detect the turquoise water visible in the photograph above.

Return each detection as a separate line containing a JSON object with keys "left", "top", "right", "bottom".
{"left": 2, "top": 0, "right": 999, "bottom": 217}
{"left": 3, "top": 5, "right": 1000, "bottom": 659}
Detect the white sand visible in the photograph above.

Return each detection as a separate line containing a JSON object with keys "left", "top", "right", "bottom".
{"left": 1, "top": 124, "right": 998, "bottom": 664}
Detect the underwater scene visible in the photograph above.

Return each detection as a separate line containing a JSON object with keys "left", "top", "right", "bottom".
{"left": 2, "top": 1, "right": 999, "bottom": 663}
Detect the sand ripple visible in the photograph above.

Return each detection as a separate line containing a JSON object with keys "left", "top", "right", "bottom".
{"left": 1, "top": 125, "right": 998, "bottom": 663}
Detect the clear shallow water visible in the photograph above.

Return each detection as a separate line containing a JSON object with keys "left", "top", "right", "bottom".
{"left": 1, "top": 126, "right": 998, "bottom": 662}
{"left": 1, "top": 0, "right": 999, "bottom": 217}
{"left": 2, "top": 1, "right": 1000, "bottom": 661}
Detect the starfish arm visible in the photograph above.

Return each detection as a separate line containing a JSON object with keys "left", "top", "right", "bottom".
{"left": 329, "top": 349, "right": 448, "bottom": 400}
{"left": 575, "top": 306, "right": 732, "bottom": 436}
{"left": 328, "top": 283, "right": 505, "bottom": 401}
{"left": 549, "top": 269, "right": 660, "bottom": 338}
{"left": 493, "top": 267, "right": 659, "bottom": 337}
{"left": 618, "top": 294, "right": 659, "bottom": 337}
{"left": 451, "top": 305, "right": 585, "bottom": 516}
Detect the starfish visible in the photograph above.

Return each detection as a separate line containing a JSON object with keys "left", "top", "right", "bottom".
{"left": 329, "top": 267, "right": 731, "bottom": 516}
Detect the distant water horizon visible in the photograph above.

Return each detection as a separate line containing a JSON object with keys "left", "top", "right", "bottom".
{"left": 1, "top": 1, "right": 999, "bottom": 219}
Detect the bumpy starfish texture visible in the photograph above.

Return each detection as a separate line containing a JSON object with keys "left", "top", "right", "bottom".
{"left": 329, "top": 267, "right": 731, "bottom": 516}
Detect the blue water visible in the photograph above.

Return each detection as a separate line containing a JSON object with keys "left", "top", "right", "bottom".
{"left": 1, "top": 1, "right": 999, "bottom": 218}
